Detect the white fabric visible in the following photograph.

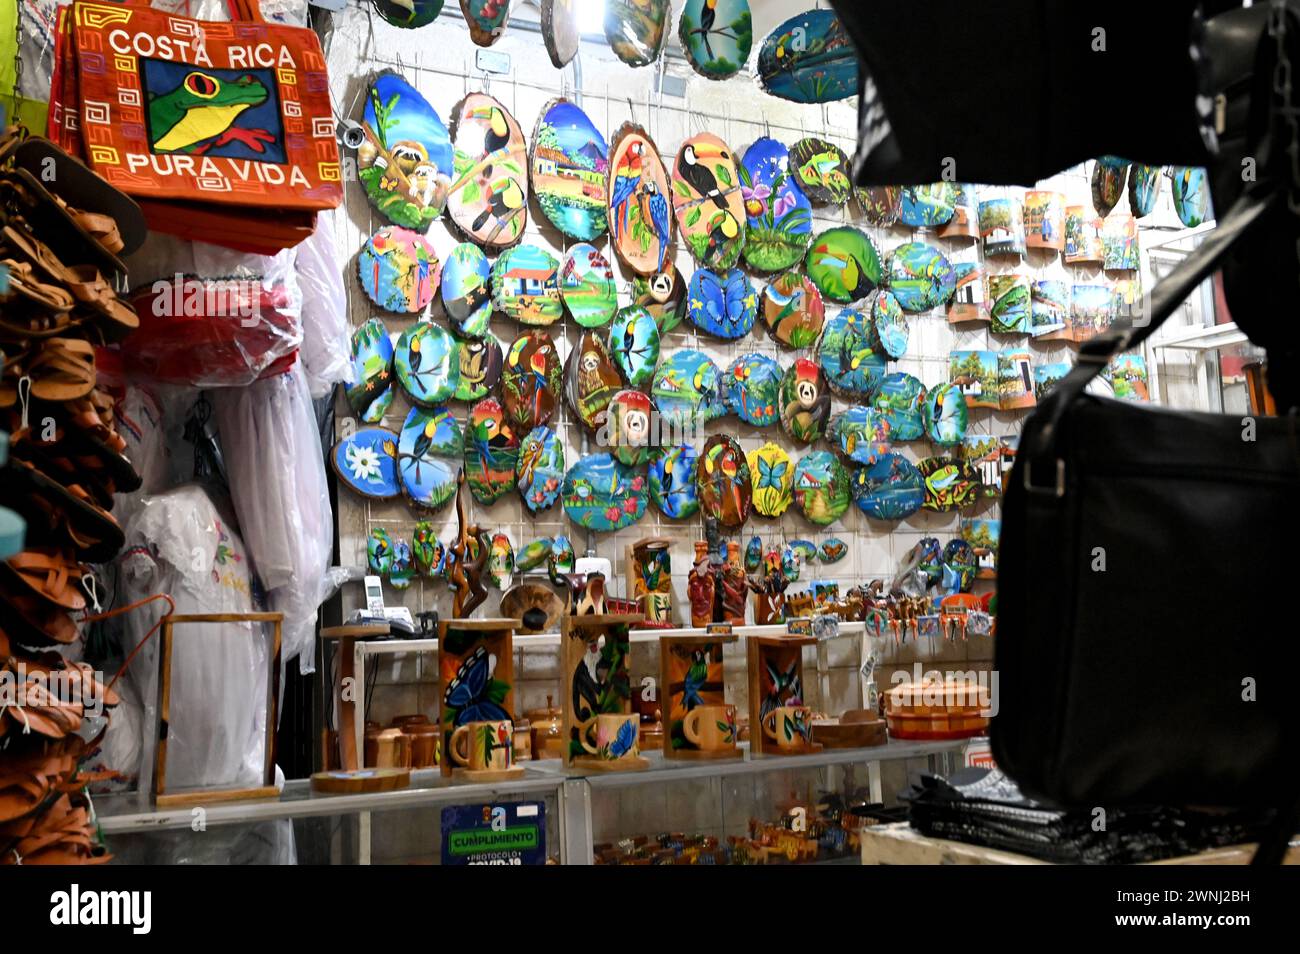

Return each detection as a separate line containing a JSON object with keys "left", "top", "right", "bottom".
{"left": 295, "top": 208, "right": 353, "bottom": 400}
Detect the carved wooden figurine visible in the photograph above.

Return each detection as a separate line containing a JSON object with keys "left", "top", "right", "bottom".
{"left": 687, "top": 540, "right": 715, "bottom": 627}
{"left": 449, "top": 469, "right": 489, "bottom": 618}
{"left": 720, "top": 541, "right": 748, "bottom": 625}
{"left": 747, "top": 550, "right": 789, "bottom": 625}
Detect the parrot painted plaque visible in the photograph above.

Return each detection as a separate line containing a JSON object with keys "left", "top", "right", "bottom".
{"left": 358, "top": 227, "right": 440, "bottom": 314}
{"left": 447, "top": 92, "right": 528, "bottom": 248}
{"left": 608, "top": 123, "right": 675, "bottom": 276}
{"left": 460, "top": 0, "right": 514, "bottom": 47}
{"left": 697, "top": 434, "right": 752, "bottom": 528}
{"left": 502, "top": 330, "right": 562, "bottom": 430}
{"left": 531, "top": 99, "right": 609, "bottom": 241}
{"left": 359, "top": 72, "right": 453, "bottom": 231}
{"left": 464, "top": 398, "right": 519, "bottom": 504}
{"left": 724, "top": 352, "right": 782, "bottom": 427}
{"left": 672, "top": 133, "right": 747, "bottom": 269}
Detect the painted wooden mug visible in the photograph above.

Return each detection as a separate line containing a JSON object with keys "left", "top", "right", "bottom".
{"left": 683, "top": 704, "right": 737, "bottom": 751}
{"left": 578, "top": 713, "right": 640, "bottom": 760}
{"left": 450, "top": 719, "right": 514, "bottom": 771}
{"left": 762, "top": 706, "right": 812, "bottom": 749}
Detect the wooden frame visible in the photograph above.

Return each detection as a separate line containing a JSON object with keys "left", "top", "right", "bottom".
{"left": 437, "top": 618, "right": 525, "bottom": 782}
{"left": 659, "top": 633, "right": 741, "bottom": 761}
{"left": 560, "top": 614, "right": 649, "bottom": 771}
{"left": 153, "top": 612, "right": 282, "bottom": 808}
{"left": 746, "top": 635, "right": 822, "bottom": 757}
{"left": 319, "top": 624, "right": 391, "bottom": 772}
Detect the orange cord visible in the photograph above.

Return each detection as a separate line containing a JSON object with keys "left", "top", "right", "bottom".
{"left": 79, "top": 593, "right": 175, "bottom": 693}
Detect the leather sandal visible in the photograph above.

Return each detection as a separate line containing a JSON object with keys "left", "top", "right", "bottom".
{"left": 0, "top": 589, "right": 79, "bottom": 647}
{"left": 1, "top": 549, "right": 88, "bottom": 612}
{"left": 0, "top": 794, "right": 110, "bottom": 865}
{"left": 65, "top": 266, "right": 138, "bottom": 341}
{"left": 0, "top": 456, "right": 124, "bottom": 562}
{"left": 26, "top": 338, "right": 95, "bottom": 402}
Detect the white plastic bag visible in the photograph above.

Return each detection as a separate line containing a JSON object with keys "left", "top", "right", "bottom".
{"left": 295, "top": 208, "right": 353, "bottom": 400}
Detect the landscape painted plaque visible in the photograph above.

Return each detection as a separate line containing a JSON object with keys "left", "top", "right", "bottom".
{"left": 531, "top": 99, "right": 609, "bottom": 241}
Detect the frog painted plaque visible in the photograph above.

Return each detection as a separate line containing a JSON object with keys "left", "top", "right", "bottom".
{"left": 686, "top": 267, "right": 758, "bottom": 339}
{"left": 395, "top": 321, "right": 460, "bottom": 406}
{"left": 332, "top": 427, "right": 400, "bottom": 500}
{"left": 831, "top": 407, "right": 890, "bottom": 466}
{"left": 605, "top": 0, "right": 669, "bottom": 67}
{"left": 442, "top": 242, "right": 493, "bottom": 338}
{"left": 790, "top": 137, "right": 851, "bottom": 206}
{"left": 853, "top": 453, "right": 924, "bottom": 520}
{"left": 740, "top": 136, "right": 812, "bottom": 272}
{"left": 757, "top": 9, "right": 858, "bottom": 104}
{"left": 397, "top": 405, "right": 463, "bottom": 510}
{"left": 672, "top": 133, "right": 746, "bottom": 269}
{"left": 358, "top": 227, "right": 440, "bottom": 314}
{"left": 923, "top": 383, "right": 969, "bottom": 447}
{"left": 464, "top": 398, "right": 519, "bottom": 504}
{"left": 648, "top": 444, "right": 700, "bottom": 519}
{"left": 919, "top": 456, "right": 983, "bottom": 512}
{"left": 805, "top": 226, "right": 881, "bottom": 303}
{"left": 565, "top": 331, "right": 622, "bottom": 431}
{"left": 651, "top": 350, "right": 726, "bottom": 429}
{"left": 761, "top": 271, "right": 824, "bottom": 348}
{"left": 542, "top": 0, "right": 580, "bottom": 68}
{"left": 872, "top": 290, "right": 908, "bottom": 359}
{"left": 608, "top": 123, "right": 675, "bottom": 276}
{"left": 857, "top": 185, "right": 901, "bottom": 227}
{"left": 460, "top": 0, "right": 513, "bottom": 46}
{"left": 347, "top": 318, "right": 395, "bottom": 423}
{"left": 899, "top": 183, "right": 956, "bottom": 228}
{"left": 817, "top": 308, "right": 886, "bottom": 398}
{"left": 679, "top": 0, "right": 753, "bottom": 80}
{"left": 492, "top": 244, "right": 562, "bottom": 325}
{"left": 747, "top": 440, "right": 792, "bottom": 518}
{"left": 779, "top": 357, "right": 831, "bottom": 444}
{"left": 633, "top": 265, "right": 687, "bottom": 333}
{"left": 563, "top": 454, "right": 648, "bottom": 531}
{"left": 447, "top": 93, "right": 528, "bottom": 248}
{"left": 531, "top": 99, "right": 609, "bottom": 241}
{"left": 502, "top": 330, "right": 562, "bottom": 430}
{"left": 358, "top": 73, "right": 453, "bottom": 230}
{"left": 454, "top": 333, "right": 502, "bottom": 402}
{"left": 871, "top": 372, "right": 926, "bottom": 442}
{"left": 792, "top": 451, "right": 850, "bottom": 526}
{"left": 724, "top": 353, "right": 782, "bottom": 427}
{"left": 606, "top": 389, "right": 654, "bottom": 465}
{"left": 560, "top": 243, "right": 617, "bottom": 328}
{"left": 608, "top": 305, "right": 661, "bottom": 390}
{"left": 516, "top": 425, "right": 565, "bottom": 513}
{"left": 886, "top": 242, "right": 955, "bottom": 313}
{"left": 697, "top": 435, "right": 752, "bottom": 528}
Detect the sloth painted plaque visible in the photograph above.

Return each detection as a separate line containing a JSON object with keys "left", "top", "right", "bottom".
{"left": 697, "top": 435, "right": 752, "bottom": 528}
{"left": 347, "top": 318, "right": 395, "bottom": 423}
{"left": 464, "top": 398, "right": 519, "bottom": 504}
{"left": 565, "top": 331, "right": 622, "bottom": 431}
{"left": 608, "top": 123, "right": 674, "bottom": 276}
{"left": 886, "top": 242, "right": 955, "bottom": 313}
{"left": 761, "top": 271, "right": 824, "bottom": 349}
{"left": 607, "top": 389, "right": 654, "bottom": 465}
{"left": 395, "top": 321, "right": 460, "bottom": 406}
{"left": 790, "top": 138, "right": 851, "bottom": 206}
{"left": 648, "top": 444, "right": 700, "bottom": 519}
{"left": 454, "top": 333, "right": 502, "bottom": 402}
{"left": 651, "top": 350, "right": 727, "bottom": 429}
{"left": 442, "top": 243, "right": 493, "bottom": 338}
{"left": 724, "top": 353, "right": 782, "bottom": 427}
{"left": 332, "top": 427, "right": 400, "bottom": 500}
{"left": 872, "top": 290, "right": 908, "bottom": 360}
{"left": 563, "top": 454, "right": 647, "bottom": 531}
{"left": 531, "top": 99, "right": 609, "bottom": 241}
{"left": 747, "top": 440, "right": 793, "bottom": 518}
{"left": 686, "top": 267, "right": 758, "bottom": 339}
{"left": 680, "top": 0, "right": 753, "bottom": 80}
{"left": 608, "top": 305, "right": 661, "bottom": 390}
{"left": 817, "top": 308, "right": 886, "bottom": 398}
{"left": 757, "top": 9, "right": 858, "bottom": 104}
{"left": 605, "top": 0, "right": 670, "bottom": 67}
{"left": 492, "top": 244, "right": 561, "bottom": 326}
{"left": 502, "top": 330, "right": 562, "bottom": 430}
{"left": 559, "top": 243, "right": 617, "bottom": 328}
{"left": 672, "top": 133, "right": 747, "bottom": 270}
{"left": 358, "top": 73, "right": 452, "bottom": 230}
{"left": 739, "top": 137, "right": 812, "bottom": 272}
{"left": 447, "top": 93, "right": 528, "bottom": 248}
{"left": 853, "top": 453, "right": 925, "bottom": 520}
{"left": 397, "top": 405, "right": 463, "bottom": 510}
{"left": 516, "top": 425, "right": 565, "bottom": 513}
{"left": 633, "top": 265, "right": 687, "bottom": 333}
{"left": 779, "top": 358, "right": 831, "bottom": 444}
{"left": 792, "top": 451, "right": 850, "bottom": 526}
{"left": 358, "top": 227, "right": 440, "bottom": 313}
{"left": 805, "top": 227, "right": 881, "bottom": 303}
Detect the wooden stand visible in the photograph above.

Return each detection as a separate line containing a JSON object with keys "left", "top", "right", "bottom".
{"left": 560, "top": 614, "right": 649, "bottom": 771}
{"left": 310, "top": 767, "right": 410, "bottom": 794}
{"left": 450, "top": 765, "right": 528, "bottom": 783}
{"left": 153, "top": 613, "right": 282, "bottom": 808}
{"left": 745, "top": 634, "right": 823, "bottom": 757}
{"left": 437, "top": 618, "right": 520, "bottom": 779}
{"left": 659, "top": 633, "right": 742, "bottom": 761}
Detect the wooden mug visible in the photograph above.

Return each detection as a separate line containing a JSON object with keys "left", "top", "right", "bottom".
{"left": 578, "top": 713, "right": 640, "bottom": 760}
{"left": 683, "top": 704, "right": 737, "bottom": 751}
{"left": 449, "top": 719, "right": 513, "bottom": 771}
{"left": 762, "top": 705, "right": 812, "bottom": 749}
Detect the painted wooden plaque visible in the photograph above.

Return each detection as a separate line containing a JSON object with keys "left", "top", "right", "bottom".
{"left": 633, "top": 265, "right": 688, "bottom": 333}
{"left": 886, "top": 242, "right": 955, "bottom": 312}
{"left": 1091, "top": 157, "right": 1128, "bottom": 217}
{"left": 923, "top": 383, "right": 969, "bottom": 446}
{"left": 368, "top": 528, "right": 394, "bottom": 576}
{"left": 454, "top": 332, "right": 503, "bottom": 402}
{"left": 740, "top": 136, "right": 812, "bottom": 272}
{"left": 747, "top": 440, "right": 793, "bottom": 518}
{"left": 937, "top": 183, "right": 979, "bottom": 240}
{"left": 857, "top": 185, "right": 901, "bottom": 227}
{"left": 779, "top": 357, "right": 831, "bottom": 444}
{"left": 686, "top": 266, "right": 758, "bottom": 339}
{"left": 608, "top": 123, "right": 674, "bottom": 276}
{"left": 531, "top": 99, "right": 610, "bottom": 241}
{"left": 648, "top": 444, "right": 700, "bottom": 519}
{"left": 1064, "top": 205, "right": 1104, "bottom": 263}
{"left": 978, "top": 198, "right": 1026, "bottom": 258}
{"left": 395, "top": 320, "right": 460, "bottom": 406}
{"left": 680, "top": 0, "right": 753, "bottom": 80}
{"left": 871, "top": 372, "right": 926, "bottom": 442}
{"left": 517, "top": 537, "right": 553, "bottom": 572}
{"left": 397, "top": 405, "right": 463, "bottom": 510}
{"left": 831, "top": 406, "right": 890, "bottom": 466}
{"left": 757, "top": 9, "right": 858, "bottom": 104}
{"left": 332, "top": 427, "right": 400, "bottom": 500}
{"left": 852, "top": 453, "right": 924, "bottom": 520}
{"left": 560, "top": 243, "right": 617, "bottom": 328}
{"left": 347, "top": 318, "right": 395, "bottom": 423}
{"left": 447, "top": 93, "right": 528, "bottom": 248}
{"left": 359, "top": 72, "right": 452, "bottom": 230}
{"left": 1023, "top": 190, "right": 1064, "bottom": 252}
{"left": 947, "top": 261, "right": 988, "bottom": 324}
{"left": 442, "top": 242, "right": 493, "bottom": 338}
{"left": 516, "top": 425, "right": 565, "bottom": 513}
{"left": 792, "top": 451, "right": 850, "bottom": 526}
{"left": 608, "top": 305, "right": 661, "bottom": 390}
{"left": 460, "top": 0, "right": 513, "bottom": 46}
{"left": 1102, "top": 214, "right": 1139, "bottom": 271}
{"left": 358, "top": 227, "right": 440, "bottom": 314}
{"left": 919, "top": 456, "right": 983, "bottom": 513}
{"left": 724, "top": 352, "right": 782, "bottom": 427}
{"left": 502, "top": 330, "right": 562, "bottom": 430}
{"left": 672, "top": 133, "right": 747, "bottom": 269}
{"left": 605, "top": 0, "right": 670, "bottom": 67}
{"left": 492, "top": 244, "right": 562, "bottom": 325}
{"left": 373, "top": 0, "right": 444, "bottom": 29}
{"left": 541, "top": 0, "right": 580, "bottom": 68}
{"left": 488, "top": 533, "right": 515, "bottom": 588}
{"left": 1030, "top": 280, "right": 1070, "bottom": 336}
{"left": 805, "top": 226, "right": 881, "bottom": 303}
{"left": 790, "top": 137, "right": 851, "bottom": 206}
{"left": 563, "top": 454, "right": 648, "bottom": 531}
{"left": 987, "top": 273, "right": 1031, "bottom": 334}
{"left": 872, "top": 289, "right": 909, "bottom": 359}
{"left": 1128, "top": 163, "right": 1162, "bottom": 218}
{"left": 464, "top": 397, "right": 519, "bottom": 504}
{"left": 761, "top": 271, "right": 823, "bottom": 348}
{"left": 817, "top": 307, "right": 886, "bottom": 398}
{"left": 820, "top": 539, "right": 847, "bottom": 564}
{"left": 899, "top": 182, "right": 956, "bottom": 228}
{"left": 651, "top": 350, "right": 727, "bottom": 429}
{"left": 607, "top": 389, "right": 654, "bottom": 466}
{"left": 697, "top": 434, "right": 752, "bottom": 528}
{"left": 565, "top": 330, "right": 622, "bottom": 431}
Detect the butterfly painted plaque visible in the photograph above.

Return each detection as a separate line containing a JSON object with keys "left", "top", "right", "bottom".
{"left": 398, "top": 405, "right": 463, "bottom": 510}
{"left": 608, "top": 123, "right": 674, "bottom": 276}
{"left": 651, "top": 350, "right": 726, "bottom": 428}
{"left": 817, "top": 307, "right": 886, "bottom": 398}
{"left": 608, "top": 305, "right": 661, "bottom": 390}
{"left": 899, "top": 183, "right": 956, "bottom": 228}
{"left": 680, "top": 0, "right": 753, "bottom": 79}
{"left": 347, "top": 318, "right": 395, "bottom": 423}
{"left": 872, "top": 290, "right": 908, "bottom": 359}
{"left": 560, "top": 243, "right": 617, "bottom": 327}
{"left": 672, "top": 133, "right": 747, "bottom": 269}
{"left": 746, "top": 441, "right": 792, "bottom": 518}
{"left": 372, "top": 0, "right": 444, "bottom": 29}
{"left": 697, "top": 435, "right": 752, "bottom": 528}
{"left": 565, "top": 330, "right": 622, "bottom": 431}
{"left": 332, "top": 427, "right": 400, "bottom": 500}
{"left": 492, "top": 244, "right": 562, "bottom": 325}
{"left": 761, "top": 271, "right": 824, "bottom": 348}
{"left": 790, "top": 138, "right": 851, "bottom": 206}
{"left": 358, "top": 227, "right": 440, "bottom": 313}
{"left": 395, "top": 321, "right": 460, "bottom": 406}
{"left": 516, "top": 425, "right": 565, "bottom": 513}
{"left": 820, "top": 539, "right": 847, "bottom": 564}
{"left": 1128, "top": 163, "right": 1162, "bottom": 218}
{"left": 724, "top": 353, "right": 782, "bottom": 427}
{"left": 937, "top": 183, "right": 979, "bottom": 240}
{"left": 605, "top": 0, "right": 670, "bottom": 67}
{"left": 1023, "top": 190, "right": 1064, "bottom": 252}
{"left": 887, "top": 242, "right": 955, "bottom": 313}
{"left": 607, "top": 389, "right": 654, "bottom": 466}
{"left": 454, "top": 333, "right": 502, "bottom": 402}
{"left": 488, "top": 533, "right": 514, "bottom": 588}
{"left": 792, "top": 451, "right": 850, "bottom": 526}
{"left": 460, "top": 0, "right": 514, "bottom": 46}
{"left": 359, "top": 73, "right": 453, "bottom": 230}
{"left": 1102, "top": 214, "right": 1139, "bottom": 271}
{"left": 1064, "top": 206, "right": 1104, "bottom": 264}
{"left": 1091, "top": 158, "right": 1128, "bottom": 217}
{"left": 563, "top": 454, "right": 648, "bottom": 531}
{"left": 633, "top": 265, "right": 687, "bottom": 333}
{"left": 686, "top": 267, "right": 758, "bottom": 339}
{"left": 648, "top": 444, "right": 700, "bottom": 519}
{"left": 464, "top": 398, "right": 519, "bottom": 504}
{"left": 805, "top": 227, "right": 881, "bottom": 303}
{"left": 831, "top": 407, "right": 890, "bottom": 466}
{"left": 779, "top": 357, "right": 831, "bottom": 444}
{"left": 447, "top": 93, "right": 528, "bottom": 248}
{"left": 979, "top": 198, "right": 1025, "bottom": 258}
{"left": 757, "top": 9, "right": 858, "bottom": 104}
{"left": 542, "top": 0, "right": 580, "bottom": 68}
{"left": 852, "top": 453, "right": 924, "bottom": 520}
{"left": 502, "top": 330, "right": 562, "bottom": 430}
{"left": 871, "top": 372, "right": 926, "bottom": 442}
{"left": 923, "top": 383, "right": 969, "bottom": 446}
{"left": 531, "top": 99, "right": 609, "bottom": 241}
{"left": 918, "top": 456, "right": 983, "bottom": 513}
{"left": 442, "top": 243, "right": 493, "bottom": 338}
{"left": 739, "top": 137, "right": 813, "bottom": 272}
{"left": 857, "top": 185, "right": 901, "bottom": 227}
